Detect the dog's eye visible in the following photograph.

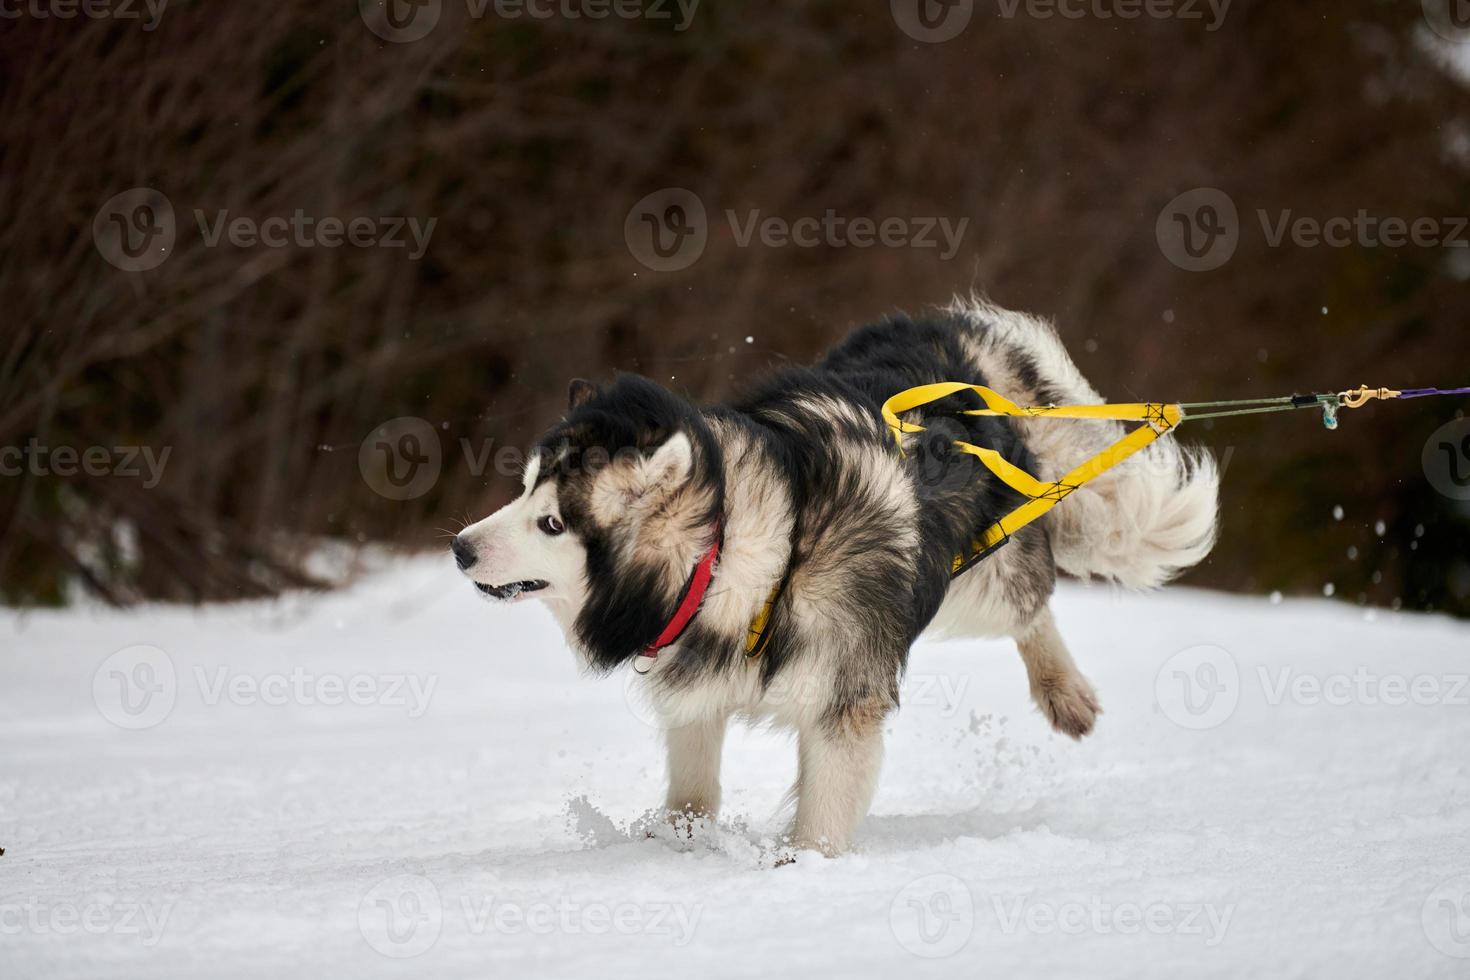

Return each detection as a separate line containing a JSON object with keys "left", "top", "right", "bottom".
{"left": 537, "top": 515, "right": 565, "bottom": 536}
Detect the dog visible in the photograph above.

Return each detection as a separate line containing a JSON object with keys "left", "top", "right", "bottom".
{"left": 452, "top": 297, "right": 1218, "bottom": 856}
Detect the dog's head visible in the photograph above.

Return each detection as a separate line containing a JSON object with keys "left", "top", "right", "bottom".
{"left": 453, "top": 374, "right": 723, "bottom": 669}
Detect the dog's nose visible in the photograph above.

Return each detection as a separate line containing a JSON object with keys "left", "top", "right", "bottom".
{"left": 451, "top": 535, "right": 477, "bottom": 571}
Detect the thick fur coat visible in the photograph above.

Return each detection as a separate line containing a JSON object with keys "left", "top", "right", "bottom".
{"left": 454, "top": 299, "right": 1219, "bottom": 855}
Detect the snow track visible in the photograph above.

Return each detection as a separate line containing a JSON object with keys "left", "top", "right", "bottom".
{"left": 3, "top": 558, "right": 1469, "bottom": 977}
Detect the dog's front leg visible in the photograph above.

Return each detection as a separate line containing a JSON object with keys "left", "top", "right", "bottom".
{"left": 663, "top": 714, "right": 728, "bottom": 827}
{"left": 789, "top": 708, "right": 887, "bottom": 856}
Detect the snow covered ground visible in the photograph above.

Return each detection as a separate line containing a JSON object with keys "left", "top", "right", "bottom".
{"left": 3, "top": 557, "right": 1469, "bottom": 978}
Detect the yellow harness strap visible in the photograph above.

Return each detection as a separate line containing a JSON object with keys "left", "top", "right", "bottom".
{"left": 744, "top": 585, "right": 780, "bottom": 656}
{"left": 880, "top": 383, "right": 1184, "bottom": 574}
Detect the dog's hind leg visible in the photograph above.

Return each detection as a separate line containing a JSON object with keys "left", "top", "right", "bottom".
{"left": 1016, "top": 605, "right": 1100, "bottom": 739}
{"left": 788, "top": 703, "right": 888, "bottom": 856}
{"left": 663, "top": 714, "right": 728, "bottom": 824}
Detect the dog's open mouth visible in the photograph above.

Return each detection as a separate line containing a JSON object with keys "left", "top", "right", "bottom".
{"left": 476, "top": 579, "right": 548, "bottom": 601}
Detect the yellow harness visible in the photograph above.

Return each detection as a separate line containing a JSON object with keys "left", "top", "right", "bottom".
{"left": 742, "top": 383, "right": 1182, "bottom": 656}
{"left": 880, "top": 382, "right": 1184, "bottom": 575}
{"left": 742, "top": 379, "right": 1425, "bottom": 653}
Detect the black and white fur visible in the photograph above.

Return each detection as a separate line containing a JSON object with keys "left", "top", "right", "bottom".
{"left": 454, "top": 298, "right": 1218, "bottom": 856}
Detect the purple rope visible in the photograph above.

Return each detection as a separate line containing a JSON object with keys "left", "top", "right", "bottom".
{"left": 1397, "top": 386, "right": 1470, "bottom": 398}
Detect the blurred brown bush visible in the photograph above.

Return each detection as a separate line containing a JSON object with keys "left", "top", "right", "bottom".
{"left": 0, "top": 0, "right": 1467, "bottom": 612}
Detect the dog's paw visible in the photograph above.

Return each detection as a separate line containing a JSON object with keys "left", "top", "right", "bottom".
{"left": 1034, "top": 674, "right": 1101, "bottom": 739}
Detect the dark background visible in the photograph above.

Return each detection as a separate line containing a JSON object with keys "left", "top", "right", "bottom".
{"left": 1, "top": 0, "right": 1468, "bottom": 613}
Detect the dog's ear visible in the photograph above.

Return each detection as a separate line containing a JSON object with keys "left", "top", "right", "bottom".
{"left": 637, "top": 431, "right": 693, "bottom": 488}
{"left": 590, "top": 432, "right": 693, "bottom": 521}
{"left": 567, "top": 378, "right": 598, "bottom": 411}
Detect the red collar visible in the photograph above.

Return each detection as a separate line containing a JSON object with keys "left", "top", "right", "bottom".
{"left": 633, "top": 525, "right": 722, "bottom": 673}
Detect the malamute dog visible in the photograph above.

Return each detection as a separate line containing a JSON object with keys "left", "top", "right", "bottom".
{"left": 453, "top": 298, "right": 1218, "bottom": 856}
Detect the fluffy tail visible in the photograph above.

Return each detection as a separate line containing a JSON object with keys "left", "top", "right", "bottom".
{"left": 947, "top": 296, "right": 1219, "bottom": 589}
